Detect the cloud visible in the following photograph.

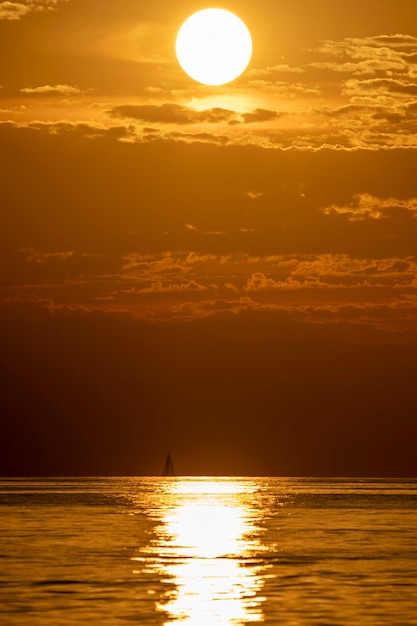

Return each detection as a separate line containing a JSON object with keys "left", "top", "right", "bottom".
{"left": 118, "top": 250, "right": 417, "bottom": 302}
{"left": 122, "top": 252, "right": 190, "bottom": 277}
{"left": 3, "top": 288, "right": 417, "bottom": 342}
{"left": 0, "top": 294, "right": 137, "bottom": 322}
{"left": 247, "top": 64, "right": 305, "bottom": 78}
{"left": 255, "top": 34, "right": 416, "bottom": 148}
{"left": 0, "top": 1, "right": 29, "bottom": 19}
{"left": 168, "top": 291, "right": 417, "bottom": 338}
{"left": 241, "top": 109, "right": 280, "bottom": 123}
{"left": 19, "top": 247, "right": 75, "bottom": 263}
{"left": 247, "top": 79, "right": 322, "bottom": 96}
{"left": 185, "top": 223, "right": 225, "bottom": 236}
{"left": 136, "top": 279, "right": 209, "bottom": 294}
{"left": 6, "top": 87, "right": 416, "bottom": 151}
{"left": 0, "top": 0, "right": 66, "bottom": 21}
{"left": 367, "top": 35, "right": 417, "bottom": 49}
{"left": 108, "top": 103, "right": 279, "bottom": 126}
{"left": 244, "top": 272, "right": 333, "bottom": 291}
{"left": 185, "top": 252, "right": 219, "bottom": 265}
{"left": 171, "top": 296, "right": 260, "bottom": 321}
{"left": 161, "top": 130, "right": 235, "bottom": 146}
{"left": 324, "top": 194, "right": 417, "bottom": 221}
{"left": 109, "top": 103, "right": 239, "bottom": 125}
{"left": 246, "top": 191, "right": 263, "bottom": 200}
{"left": 343, "top": 78, "right": 417, "bottom": 99}
{"left": 0, "top": 120, "right": 136, "bottom": 144}
{"left": 316, "top": 35, "right": 417, "bottom": 73}
{"left": 20, "top": 84, "right": 84, "bottom": 95}
{"left": 309, "top": 36, "right": 417, "bottom": 99}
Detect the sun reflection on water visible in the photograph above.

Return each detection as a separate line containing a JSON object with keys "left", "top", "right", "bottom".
{"left": 134, "top": 479, "right": 264, "bottom": 625}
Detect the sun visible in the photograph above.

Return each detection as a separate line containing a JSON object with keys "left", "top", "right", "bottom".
{"left": 176, "top": 9, "right": 252, "bottom": 86}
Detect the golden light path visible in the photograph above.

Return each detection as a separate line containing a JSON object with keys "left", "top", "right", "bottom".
{"left": 135, "top": 479, "right": 265, "bottom": 625}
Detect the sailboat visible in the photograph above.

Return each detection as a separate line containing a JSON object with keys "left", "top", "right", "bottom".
{"left": 162, "top": 452, "right": 175, "bottom": 477}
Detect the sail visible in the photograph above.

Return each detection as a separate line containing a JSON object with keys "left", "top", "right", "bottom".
{"left": 162, "top": 452, "right": 175, "bottom": 476}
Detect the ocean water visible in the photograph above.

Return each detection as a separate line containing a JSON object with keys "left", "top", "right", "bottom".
{"left": 0, "top": 477, "right": 416, "bottom": 625}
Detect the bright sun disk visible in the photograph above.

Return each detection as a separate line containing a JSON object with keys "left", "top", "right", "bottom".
{"left": 176, "top": 9, "right": 252, "bottom": 86}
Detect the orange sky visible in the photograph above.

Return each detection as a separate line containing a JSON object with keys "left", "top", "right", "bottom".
{"left": 1, "top": 1, "right": 417, "bottom": 476}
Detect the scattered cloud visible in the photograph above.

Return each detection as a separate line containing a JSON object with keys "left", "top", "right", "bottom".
{"left": 324, "top": 194, "right": 417, "bottom": 221}
{"left": 19, "top": 247, "right": 75, "bottom": 263}
{"left": 109, "top": 103, "right": 239, "bottom": 125}
{"left": 314, "top": 35, "right": 417, "bottom": 77}
{"left": 2, "top": 257, "right": 417, "bottom": 337}
{"left": 108, "top": 103, "right": 279, "bottom": 126}
{"left": 245, "top": 272, "right": 333, "bottom": 291}
{"left": 0, "top": 0, "right": 66, "bottom": 21}
{"left": 241, "top": 33, "right": 417, "bottom": 149}
{"left": 0, "top": 1, "right": 31, "bottom": 19}
{"left": 20, "top": 84, "right": 84, "bottom": 95}
{"left": 0, "top": 294, "right": 135, "bottom": 321}
{"left": 116, "top": 251, "right": 417, "bottom": 297}
{"left": 247, "top": 64, "right": 305, "bottom": 78}
{"left": 246, "top": 191, "right": 263, "bottom": 200}
{"left": 342, "top": 78, "right": 417, "bottom": 99}
{"left": 168, "top": 292, "right": 417, "bottom": 337}
{"left": 241, "top": 109, "right": 280, "bottom": 123}
{"left": 136, "top": 279, "right": 209, "bottom": 294}
{"left": 185, "top": 223, "right": 226, "bottom": 236}
{"left": 122, "top": 252, "right": 190, "bottom": 275}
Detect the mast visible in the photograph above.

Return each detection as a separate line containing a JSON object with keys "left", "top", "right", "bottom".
{"left": 162, "top": 452, "right": 175, "bottom": 476}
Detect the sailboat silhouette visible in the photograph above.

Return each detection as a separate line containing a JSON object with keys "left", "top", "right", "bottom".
{"left": 162, "top": 452, "right": 175, "bottom": 476}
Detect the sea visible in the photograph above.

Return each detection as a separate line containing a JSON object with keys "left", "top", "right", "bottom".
{"left": 0, "top": 477, "right": 416, "bottom": 625}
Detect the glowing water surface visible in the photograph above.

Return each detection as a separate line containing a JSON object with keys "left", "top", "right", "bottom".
{"left": 1, "top": 477, "right": 417, "bottom": 625}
